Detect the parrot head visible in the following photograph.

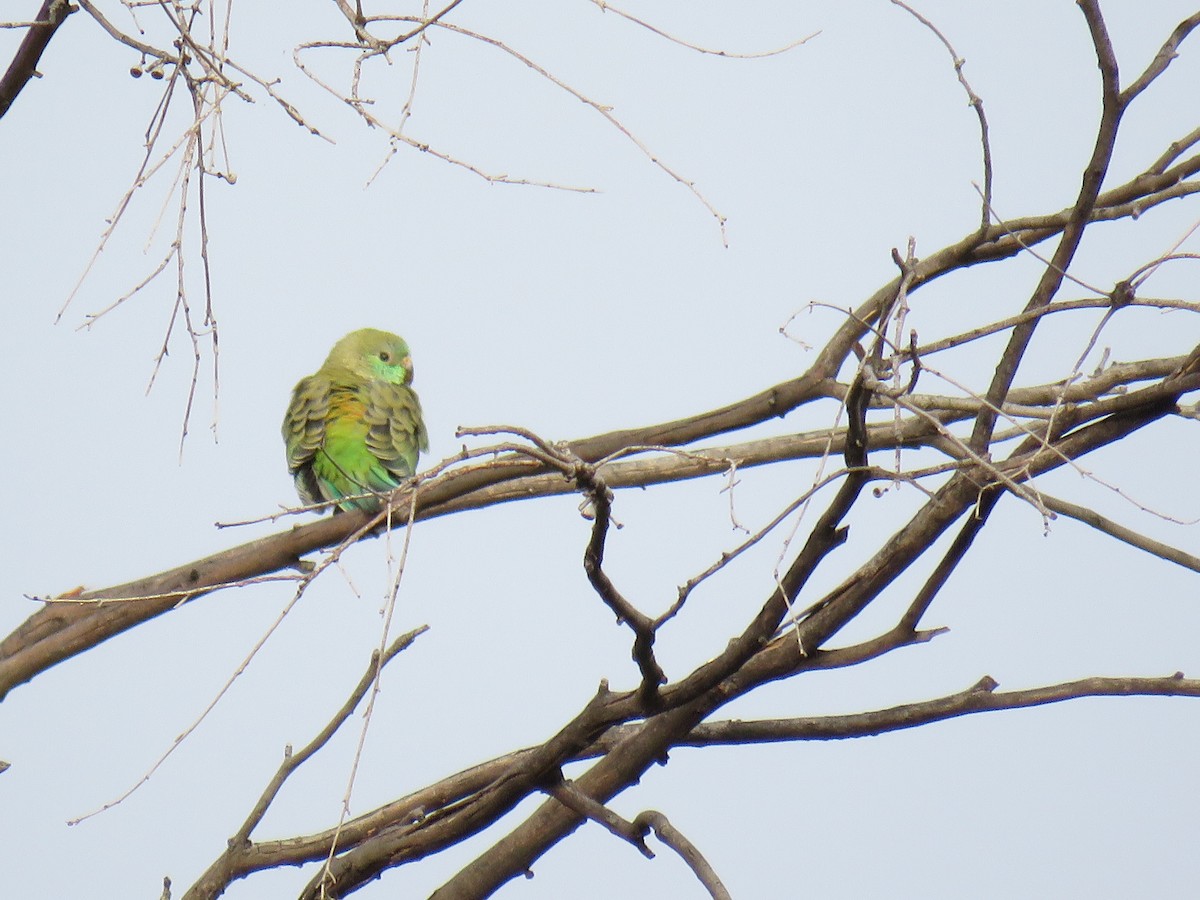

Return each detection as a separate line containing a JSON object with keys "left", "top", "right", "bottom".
{"left": 323, "top": 328, "right": 415, "bottom": 386}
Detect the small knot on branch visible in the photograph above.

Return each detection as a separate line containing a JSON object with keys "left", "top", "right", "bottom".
{"left": 1110, "top": 278, "right": 1135, "bottom": 307}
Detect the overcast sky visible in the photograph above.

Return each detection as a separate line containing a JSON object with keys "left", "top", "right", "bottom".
{"left": 3, "top": 2, "right": 1200, "bottom": 898}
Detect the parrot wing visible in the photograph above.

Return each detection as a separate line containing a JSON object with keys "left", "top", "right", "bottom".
{"left": 362, "top": 380, "right": 428, "bottom": 484}
{"left": 282, "top": 373, "right": 333, "bottom": 506}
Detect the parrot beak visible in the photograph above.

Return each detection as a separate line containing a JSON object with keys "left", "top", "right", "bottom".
{"left": 402, "top": 355, "right": 414, "bottom": 384}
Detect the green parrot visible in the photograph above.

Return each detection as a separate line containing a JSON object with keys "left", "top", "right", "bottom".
{"left": 282, "top": 328, "right": 429, "bottom": 513}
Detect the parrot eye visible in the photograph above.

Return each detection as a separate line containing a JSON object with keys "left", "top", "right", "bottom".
{"left": 378, "top": 351, "right": 391, "bottom": 362}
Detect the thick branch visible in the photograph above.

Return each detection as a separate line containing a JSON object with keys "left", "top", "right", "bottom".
{"left": 4, "top": 343, "right": 1195, "bottom": 702}
{"left": 0, "top": 0, "right": 73, "bottom": 120}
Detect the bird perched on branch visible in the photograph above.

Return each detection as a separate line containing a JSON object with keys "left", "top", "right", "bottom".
{"left": 282, "top": 328, "right": 428, "bottom": 513}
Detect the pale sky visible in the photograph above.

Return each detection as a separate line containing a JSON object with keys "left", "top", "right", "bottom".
{"left": 3, "top": 2, "right": 1200, "bottom": 898}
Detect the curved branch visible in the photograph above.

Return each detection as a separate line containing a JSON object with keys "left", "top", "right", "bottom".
{"left": 967, "top": 0, "right": 1124, "bottom": 452}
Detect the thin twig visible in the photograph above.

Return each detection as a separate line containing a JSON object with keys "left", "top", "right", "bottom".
{"left": 890, "top": 0, "right": 993, "bottom": 230}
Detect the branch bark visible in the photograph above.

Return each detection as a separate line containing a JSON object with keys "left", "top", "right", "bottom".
{"left": 0, "top": 0, "right": 74, "bottom": 120}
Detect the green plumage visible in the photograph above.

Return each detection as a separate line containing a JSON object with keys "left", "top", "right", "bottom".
{"left": 282, "top": 328, "right": 429, "bottom": 513}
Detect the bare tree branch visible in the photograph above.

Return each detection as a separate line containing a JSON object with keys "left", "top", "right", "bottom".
{"left": 0, "top": 0, "right": 75, "bottom": 120}
{"left": 7, "top": 6, "right": 1200, "bottom": 898}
